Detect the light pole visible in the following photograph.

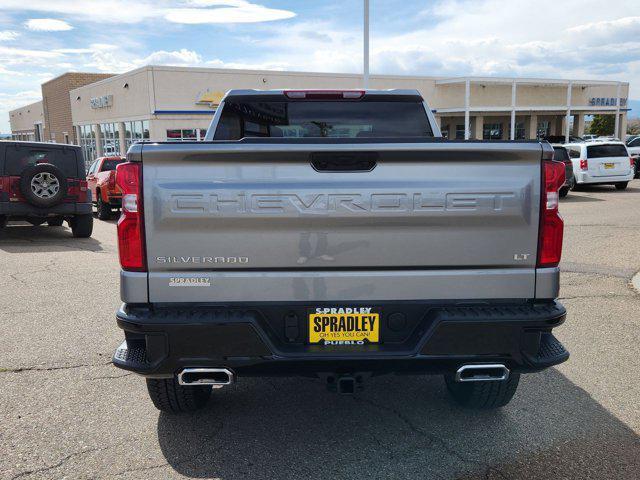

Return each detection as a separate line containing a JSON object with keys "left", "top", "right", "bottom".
{"left": 363, "top": 0, "right": 369, "bottom": 89}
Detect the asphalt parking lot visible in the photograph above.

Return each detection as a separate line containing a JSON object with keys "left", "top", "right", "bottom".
{"left": 1, "top": 181, "right": 639, "bottom": 480}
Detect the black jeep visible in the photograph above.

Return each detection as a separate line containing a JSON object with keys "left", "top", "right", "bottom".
{"left": 0, "top": 141, "right": 93, "bottom": 237}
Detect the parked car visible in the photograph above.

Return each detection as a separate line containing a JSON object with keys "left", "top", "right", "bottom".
{"left": 0, "top": 141, "right": 93, "bottom": 236}
{"left": 582, "top": 134, "right": 598, "bottom": 141}
{"left": 551, "top": 144, "right": 575, "bottom": 197}
{"left": 625, "top": 136, "right": 640, "bottom": 178}
{"left": 541, "top": 135, "right": 583, "bottom": 144}
{"left": 87, "top": 156, "right": 125, "bottom": 219}
{"left": 564, "top": 141, "right": 634, "bottom": 190}
{"left": 112, "top": 89, "right": 569, "bottom": 413}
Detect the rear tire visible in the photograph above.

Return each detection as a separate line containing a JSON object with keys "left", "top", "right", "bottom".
{"left": 559, "top": 186, "right": 569, "bottom": 198}
{"left": 0, "top": 215, "right": 7, "bottom": 229}
{"left": 615, "top": 182, "right": 628, "bottom": 190}
{"left": 47, "top": 217, "right": 64, "bottom": 227}
{"left": 146, "top": 378, "right": 212, "bottom": 414}
{"left": 70, "top": 213, "right": 93, "bottom": 238}
{"left": 96, "top": 194, "right": 111, "bottom": 220}
{"left": 444, "top": 372, "right": 520, "bottom": 409}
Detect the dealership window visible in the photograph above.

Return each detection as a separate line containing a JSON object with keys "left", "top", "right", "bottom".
{"left": 123, "top": 120, "right": 150, "bottom": 150}
{"left": 455, "top": 124, "right": 465, "bottom": 139}
{"left": 441, "top": 126, "right": 449, "bottom": 139}
{"left": 78, "top": 124, "right": 97, "bottom": 167}
{"left": 515, "top": 122, "right": 525, "bottom": 140}
{"left": 99, "top": 123, "right": 120, "bottom": 156}
{"left": 483, "top": 123, "right": 503, "bottom": 140}
{"left": 166, "top": 128, "right": 207, "bottom": 141}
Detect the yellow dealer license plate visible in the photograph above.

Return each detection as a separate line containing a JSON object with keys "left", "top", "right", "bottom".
{"left": 309, "top": 307, "right": 380, "bottom": 345}
{"left": 604, "top": 163, "right": 615, "bottom": 169}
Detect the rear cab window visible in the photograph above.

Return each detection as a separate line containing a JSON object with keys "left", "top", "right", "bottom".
{"left": 3, "top": 145, "right": 78, "bottom": 178}
{"left": 552, "top": 147, "right": 570, "bottom": 162}
{"left": 586, "top": 144, "right": 628, "bottom": 158}
{"left": 100, "top": 158, "right": 124, "bottom": 172}
{"left": 213, "top": 94, "right": 434, "bottom": 140}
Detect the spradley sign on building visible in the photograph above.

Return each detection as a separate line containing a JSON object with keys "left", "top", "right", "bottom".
{"left": 90, "top": 95, "right": 113, "bottom": 109}
{"left": 589, "top": 97, "right": 627, "bottom": 107}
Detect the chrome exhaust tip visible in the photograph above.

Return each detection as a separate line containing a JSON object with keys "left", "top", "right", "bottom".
{"left": 178, "top": 368, "right": 234, "bottom": 388}
{"left": 454, "top": 364, "right": 509, "bottom": 383}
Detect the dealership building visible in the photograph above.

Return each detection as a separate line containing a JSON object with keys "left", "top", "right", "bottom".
{"left": 9, "top": 65, "right": 631, "bottom": 163}
{"left": 8, "top": 100, "right": 44, "bottom": 142}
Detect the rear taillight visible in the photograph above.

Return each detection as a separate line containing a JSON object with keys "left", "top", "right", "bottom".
{"left": 77, "top": 179, "right": 89, "bottom": 202}
{"left": 579, "top": 159, "right": 588, "bottom": 170}
{"left": 283, "top": 90, "right": 365, "bottom": 100}
{"left": 115, "top": 162, "right": 146, "bottom": 271}
{"left": 537, "top": 160, "right": 565, "bottom": 268}
{"left": 630, "top": 157, "right": 635, "bottom": 169}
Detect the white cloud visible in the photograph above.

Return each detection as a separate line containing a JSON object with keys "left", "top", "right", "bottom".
{"left": 0, "top": 1, "right": 155, "bottom": 24}
{"left": 25, "top": 18, "right": 73, "bottom": 31}
{"left": 164, "top": 2, "right": 295, "bottom": 24}
{"left": 1, "top": 1, "right": 295, "bottom": 25}
{"left": 0, "top": 30, "right": 18, "bottom": 41}
{"left": 140, "top": 48, "right": 203, "bottom": 66}
{"left": 0, "top": 45, "right": 62, "bottom": 64}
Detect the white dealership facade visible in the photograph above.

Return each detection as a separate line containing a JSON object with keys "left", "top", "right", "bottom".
{"left": 9, "top": 65, "right": 630, "bottom": 163}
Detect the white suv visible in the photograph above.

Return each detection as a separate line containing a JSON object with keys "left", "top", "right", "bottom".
{"left": 564, "top": 141, "right": 634, "bottom": 190}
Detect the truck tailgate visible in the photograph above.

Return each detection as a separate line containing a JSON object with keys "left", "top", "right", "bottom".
{"left": 141, "top": 141, "right": 543, "bottom": 302}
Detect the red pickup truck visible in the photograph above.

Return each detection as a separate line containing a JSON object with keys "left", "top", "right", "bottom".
{"left": 86, "top": 156, "right": 125, "bottom": 219}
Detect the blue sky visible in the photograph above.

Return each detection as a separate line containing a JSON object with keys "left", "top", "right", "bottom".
{"left": 0, "top": 0, "right": 638, "bottom": 132}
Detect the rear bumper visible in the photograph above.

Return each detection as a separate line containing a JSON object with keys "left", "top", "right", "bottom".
{"left": 113, "top": 301, "right": 569, "bottom": 378}
{"left": 575, "top": 171, "right": 634, "bottom": 184}
{"left": 0, "top": 201, "right": 92, "bottom": 217}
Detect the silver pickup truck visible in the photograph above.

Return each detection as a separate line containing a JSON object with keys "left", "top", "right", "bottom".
{"left": 112, "top": 89, "right": 569, "bottom": 413}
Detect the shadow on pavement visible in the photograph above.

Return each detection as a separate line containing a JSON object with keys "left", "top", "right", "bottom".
{"left": 574, "top": 184, "right": 639, "bottom": 193}
{"left": 156, "top": 369, "right": 640, "bottom": 479}
{"left": 0, "top": 224, "right": 103, "bottom": 253}
{"left": 561, "top": 194, "right": 604, "bottom": 203}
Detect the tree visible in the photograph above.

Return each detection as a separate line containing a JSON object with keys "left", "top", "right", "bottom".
{"left": 627, "top": 118, "right": 640, "bottom": 135}
{"left": 588, "top": 115, "right": 615, "bottom": 136}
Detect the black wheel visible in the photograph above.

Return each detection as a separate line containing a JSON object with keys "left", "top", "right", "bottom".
{"left": 69, "top": 213, "right": 93, "bottom": 238}
{"left": 96, "top": 193, "right": 112, "bottom": 220}
{"left": 615, "top": 182, "right": 628, "bottom": 190}
{"left": 47, "top": 216, "right": 64, "bottom": 227}
{"left": 559, "top": 186, "right": 569, "bottom": 198}
{"left": 0, "top": 215, "right": 7, "bottom": 229}
{"left": 146, "top": 378, "right": 212, "bottom": 413}
{"left": 19, "top": 163, "right": 68, "bottom": 208}
{"left": 444, "top": 373, "right": 520, "bottom": 409}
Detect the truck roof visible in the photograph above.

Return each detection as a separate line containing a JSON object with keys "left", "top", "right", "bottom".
{"left": 223, "top": 88, "right": 423, "bottom": 98}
